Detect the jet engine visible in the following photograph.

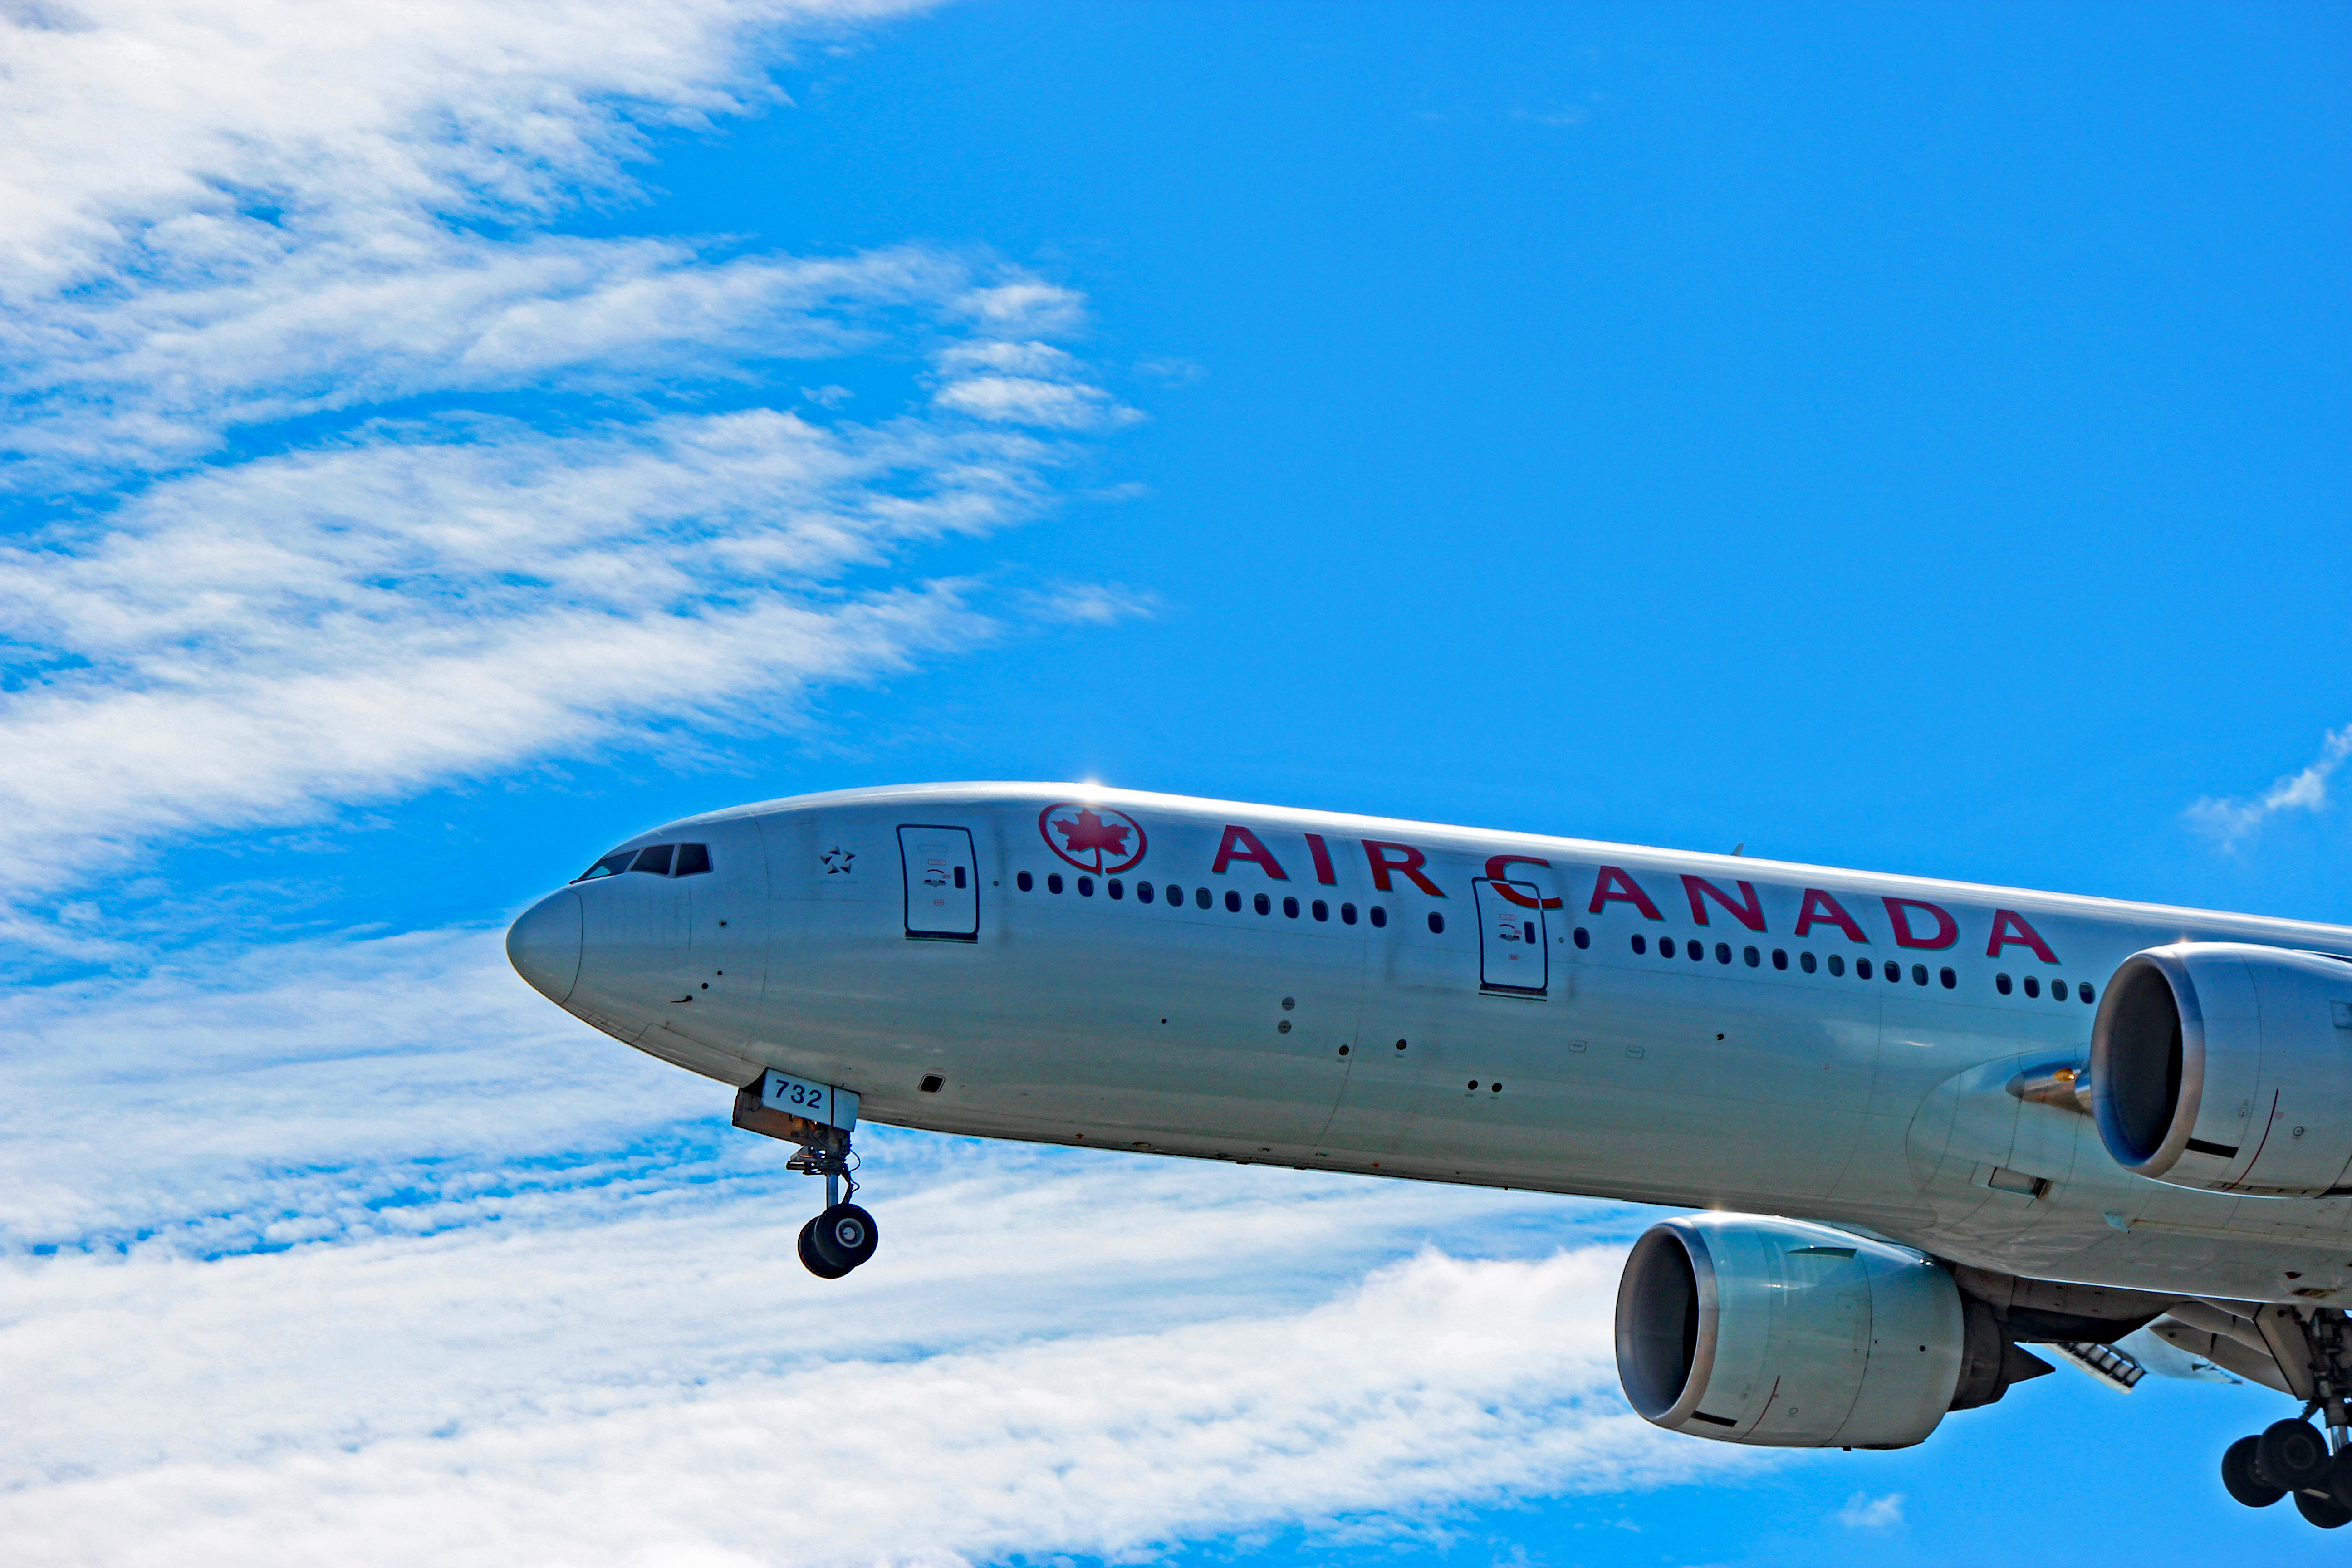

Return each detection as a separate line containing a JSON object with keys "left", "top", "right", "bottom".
{"left": 2091, "top": 943, "right": 2352, "bottom": 1196}
{"left": 1614, "top": 1215, "right": 2041, "bottom": 1449}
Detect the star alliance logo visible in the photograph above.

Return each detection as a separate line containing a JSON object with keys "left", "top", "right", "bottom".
{"left": 821, "top": 847, "right": 854, "bottom": 875}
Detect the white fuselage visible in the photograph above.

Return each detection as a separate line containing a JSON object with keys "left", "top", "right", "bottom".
{"left": 514, "top": 783, "right": 2352, "bottom": 1305}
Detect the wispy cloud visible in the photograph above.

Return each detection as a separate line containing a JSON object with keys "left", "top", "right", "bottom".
{"left": 0, "top": 0, "right": 1147, "bottom": 938}
{"left": 1836, "top": 1491, "right": 1905, "bottom": 1529}
{"left": 2184, "top": 725, "right": 2352, "bottom": 848}
{"left": 0, "top": 917, "right": 1750, "bottom": 1563}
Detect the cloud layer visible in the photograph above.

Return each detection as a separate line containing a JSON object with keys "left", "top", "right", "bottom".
{"left": 0, "top": 0, "right": 1137, "bottom": 936}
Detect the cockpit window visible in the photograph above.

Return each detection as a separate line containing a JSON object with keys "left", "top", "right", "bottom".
{"left": 572, "top": 842, "right": 713, "bottom": 882}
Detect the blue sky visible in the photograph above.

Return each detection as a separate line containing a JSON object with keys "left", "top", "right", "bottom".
{"left": 0, "top": 2, "right": 2347, "bottom": 1563}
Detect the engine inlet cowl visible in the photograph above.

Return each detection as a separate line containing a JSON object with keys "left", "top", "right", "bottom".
{"left": 2091, "top": 943, "right": 2352, "bottom": 1196}
{"left": 1614, "top": 1214, "right": 1972, "bottom": 1450}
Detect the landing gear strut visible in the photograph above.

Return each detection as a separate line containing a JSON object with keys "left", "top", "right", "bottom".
{"left": 789, "top": 1136, "right": 878, "bottom": 1280}
{"left": 2220, "top": 1309, "right": 2352, "bottom": 1528}
{"left": 730, "top": 1071, "right": 881, "bottom": 1280}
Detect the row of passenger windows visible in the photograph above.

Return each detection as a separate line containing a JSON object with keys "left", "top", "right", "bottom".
{"left": 1011, "top": 874, "right": 2092, "bottom": 1003}
{"left": 1017, "top": 870, "right": 1403, "bottom": 928}
{"left": 1615, "top": 930, "right": 2092, "bottom": 1001}
{"left": 573, "top": 842, "right": 713, "bottom": 882}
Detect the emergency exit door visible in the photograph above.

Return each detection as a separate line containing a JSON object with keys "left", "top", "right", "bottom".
{"left": 899, "top": 825, "right": 978, "bottom": 940}
{"left": 1472, "top": 878, "right": 1547, "bottom": 995}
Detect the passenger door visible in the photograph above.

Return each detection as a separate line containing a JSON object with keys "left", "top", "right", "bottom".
{"left": 899, "top": 825, "right": 979, "bottom": 940}
{"left": 1473, "top": 877, "right": 1547, "bottom": 996}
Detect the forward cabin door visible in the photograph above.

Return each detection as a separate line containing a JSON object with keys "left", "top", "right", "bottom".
{"left": 1473, "top": 878, "right": 1547, "bottom": 995}
{"left": 899, "top": 825, "right": 978, "bottom": 940}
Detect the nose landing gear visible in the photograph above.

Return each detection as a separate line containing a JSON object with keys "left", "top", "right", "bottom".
{"left": 789, "top": 1141, "right": 879, "bottom": 1280}
{"left": 730, "top": 1070, "right": 881, "bottom": 1280}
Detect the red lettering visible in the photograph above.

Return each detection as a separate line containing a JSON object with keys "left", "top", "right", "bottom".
{"left": 1681, "top": 875, "right": 1766, "bottom": 932}
{"left": 1211, "top": 824, "right": 1289, "bottom": 881}
{"left": 1305, "top": 833, "right": 1337, "bottom": 886}
{"left": 1794, "top": 888, "right": 1868, "bottom": 942}
{"left": 1986, "top": 908, "right": 2058, "bottom": 963}
{"left": 1485, "top": 854, "right": 1563, "bottom": 909}
{"left": 1587, "top": 866, "right": 1663, "bottom": 921}
{"left": 1362, "top": 839, "right": 1445, "bottom": 897}
{"left": 1883, "top": 896, "right": 1958, "bottom": 950}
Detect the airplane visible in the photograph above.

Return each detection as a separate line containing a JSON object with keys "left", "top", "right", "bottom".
{"left": 506, "top": 781, "right": 2352, "bottom": 1526}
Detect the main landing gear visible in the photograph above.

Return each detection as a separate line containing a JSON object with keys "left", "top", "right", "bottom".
{"left": 2222, "top": 1311, "right": 2352, "bottom": 1529}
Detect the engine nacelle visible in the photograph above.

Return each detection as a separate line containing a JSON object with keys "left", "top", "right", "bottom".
{"left": 1614, "top": 1214, "right": 1971, "bottom": 1449}
{"left": 2091, "top": 942, "right": 2352, "bottom": 1196}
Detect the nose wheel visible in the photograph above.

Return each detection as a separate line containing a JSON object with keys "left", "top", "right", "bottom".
{"left": 799, "top": 1202, "right": 880, "bottom": 1278}
{"left": 786, "top": 1137, "right": 879, "bottom": 1279}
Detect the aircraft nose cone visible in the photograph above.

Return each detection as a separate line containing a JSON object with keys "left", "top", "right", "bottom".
{"left": 507, "top": 890, "right": 583, "bottom": 1004}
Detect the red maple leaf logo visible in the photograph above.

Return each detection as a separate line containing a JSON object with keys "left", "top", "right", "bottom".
{"left": 1053, "top": 808, "right": 1131, "bottom": 859}
{"left": 1039, "top": 801, "right": 1148, "bottom": 873}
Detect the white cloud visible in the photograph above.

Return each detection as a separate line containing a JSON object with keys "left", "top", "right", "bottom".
{"left": 0, "top": 412, "right": 1071, "bottom": 914}
{"left": 0, "top": 0, "right": 1149, "bottom": 927}
{"left": 0, "top": 920, "right": 1752, "bottom": 1564}
{"left": 2184, "top": 725, "right": 2352, "bottom": 848}
{"left": 1835, "top": 1490, "right": 1905, "bottom": 1529}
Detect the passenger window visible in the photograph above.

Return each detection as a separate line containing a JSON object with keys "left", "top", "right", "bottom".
{"left": 1283, "top": 896, "right": 1300, "bottom": 918}
{"left": 574, "top": 850, "right": 636, "bottom": 882}
{"left": 1828, "top": 955, "right": 1845, "bottom": 976}
{"left": 1798, "top": 951, "right": 1814, "bottom": 973}
{"left": 1996, "top": 972, "right": 2012, "bottom": 994}
{"left": 1341, "top": 902, "right": 1358, "bottom": 925}
{"left": 1017, "top": 871, "right": 1034, "bottom": 892}
{"left": 1940, "top": 967, "right": 1956, "bottom": 989}
{"left": 1632, "top": 934, "right": 1648, "bottom": 955}
{"left": 1573, "top": 926, "right": 1590, "bottom": 948}
{"left": 2052, "top": 979, "right": 2068, "bottom": 1000}
{"left": 1715, "top": 942, "right": 1731, "bottom": 964}
{"left": 2079, "top": 982, "right": 2095, "bottom": 1004}
{"left": 1660, "top": 937, "right": 1676, "bottom": 958}
{"left": 1857, "top": 958, "right": 1873, "bottom": 980}
{"left": 1886, "top": 962, "right": 1901, "bottom": 984}
{"left": 1197, "top": 887, "right": 1212, "bottom": 910}
{"left": 631, "top": 844, "right": 674, "bottom": 875}
{"left": 1254, "top": 893, "right": 1271, "bottom": 916}
{"left": 1744, "top": 946, "right": 1760, "bottom": 968}
{"left": 1370, "top": 906, "right": 1388, "bottom": 927}
{"left": 2023, "top": 976, "right": 2041, "bottom": 998}
{"left": 1690, "top": 941, "right": 1703, "bottom": 961}
{"left": 1048, "top": 873, "right": 1064, "bottom": 895}
{"left": 1312, "top": 899, "right": 1329, "bottom": 921}
{"left": 1078, "top": 876, "right": 1095, "bottom": 897}
{"left": 1138, "top": 881, "right": 1154, "bottom": 903}
{"left": 1771, "top": 949, "right": 1787, "bottom": 970}
{"left": 1108, "top": 878, "right": 1124, "bottom": 899}
{"left": 1912, "top": 964, "right": 1927, "bottom": 986}
{"left": 1428, "top": 912, "right": 1445, "bottom": 934}
{"left": 1225, "top": 890, "right": 1242, "bottom": 913}
{"left": 675, "top": 843, "right": 712, "bottom": 876}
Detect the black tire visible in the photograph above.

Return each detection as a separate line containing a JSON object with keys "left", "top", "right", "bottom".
{"left": 2224, "top": 1436, "right": 2285, "bottom": 1508}
{"left": 2298, "top": 1490, "right": 2352, "bottom": 1530}
{"left": 2258, "top": 1419, "right": 2333, "bottom": 1492}
{"left": 798, "top": 1217, "right": 852, "bottom": 1279}
{"left": 809, "top": 1202, "right": 879, "bottom": 1271}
